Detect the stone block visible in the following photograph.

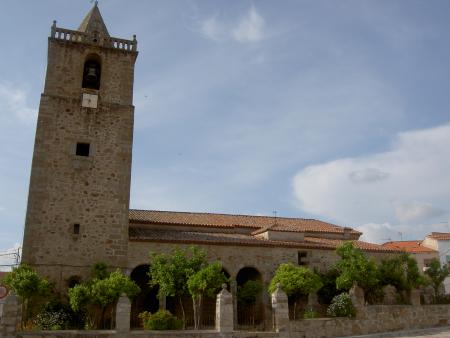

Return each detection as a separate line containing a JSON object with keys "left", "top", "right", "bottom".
{"left": 271, "top": 283, "right": 289, "bottom": 336}
{"left": 215, "top": 284, "right": 233, "bottom": 333}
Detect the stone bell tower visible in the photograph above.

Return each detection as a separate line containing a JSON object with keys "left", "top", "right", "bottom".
{"left": 21, "top": 3, "right": 138, "bottom": 288}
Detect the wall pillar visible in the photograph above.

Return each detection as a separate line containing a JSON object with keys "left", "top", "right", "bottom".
{"left": 410, "top": 289, "right": 421, "bottom": 306}
{"left": 115, "top": 294, "right": 131, "bottom": 333}
{"left": 271, "top": 284, "right": 290, "bottom": 336}
{"left": 0, "top": 291, "right": 21, "bottom": 338}
{"left": 349, "top": 284, "right": 365, "bottom": 319}
{"left": 216, "top": 284, "right": 233, "bottom": 333}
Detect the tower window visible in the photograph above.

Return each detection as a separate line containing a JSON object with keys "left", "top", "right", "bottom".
{"left": 82, "top": 57, "right": 101, "bottom": 90}
{"left": 73, "top": 223, "right": 80, "bottom": 235}
{"left": 76, "top": 143, "right": 90, "bottom": 157}
{"left": 298, "top": 251, "right": 307, "bottom": 265}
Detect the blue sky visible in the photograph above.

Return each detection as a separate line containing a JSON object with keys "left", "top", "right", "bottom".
{"left": 1, "top": 1, "right": 450, "bottom": 266}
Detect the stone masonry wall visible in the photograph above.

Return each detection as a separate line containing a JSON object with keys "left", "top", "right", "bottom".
{"left": 290, "top": 304, "right": 450, "bottom": 338}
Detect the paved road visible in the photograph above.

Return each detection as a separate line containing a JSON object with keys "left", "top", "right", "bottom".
{"left": 346, "top": 326, "right": 450, "bottom": 338}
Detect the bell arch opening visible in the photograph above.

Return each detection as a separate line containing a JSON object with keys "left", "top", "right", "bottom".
{"left": 82, "top": 54, "right": 101, "bottom": 90}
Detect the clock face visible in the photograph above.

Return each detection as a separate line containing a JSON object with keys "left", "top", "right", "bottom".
{"left": 81, "top": 93, "right": 98, "bottom": 108}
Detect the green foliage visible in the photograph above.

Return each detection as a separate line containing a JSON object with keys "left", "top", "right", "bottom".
{"left": 2, "top": 264, "right": 51, "bottom": 300}
{"left": 335, "top": 242, "right": 379, "bottom": 295}
{"left": 187, "top": 261, "right": 227, "bottom": 299}
{"left": 303, "top": 309, "right": 319, "bottom": 319}
{"left": 68, "top": 265, "right": 140, "bottom": 329}
{"left": 90, "top": 271, "right": 140, "bottom": 308}
{"left": 138, "top": 310, "right": 183, "bottom": 330}
{"left": 33, "top": 302, "right": 77, "bottom": 330}
{"left": 90, "top": 262, "right": 109, "bottom": 280}
{"left": 378, "top": 253, "right": 426, "bottom": 294}
{"left": 187, "top": 261, "right": 228, "bottom": 329}
{"left": 237, "top": 280, "right": 263, "bottom": 305}
{"left": 149, "top": 246, "right": 207, "bottom": 327}
{"left": 317, "top": 269, "right": 340, "bottom": 305}
{"left": 149, "top": 246, "right": 207, "bottom": 299}
{"left": 326, "top": 293, "right": 356, "bottom": 318}
{"left": 425, "top": 258, "right": 450, "bottom": 301}
{"left": 2, "top": 264, "right": 52, "bottom": 327}
{"left": 268, "top": 263, "right": 322, "bottom": 297}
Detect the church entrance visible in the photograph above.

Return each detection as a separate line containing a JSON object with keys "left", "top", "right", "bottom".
{"left": 130, "top": 264, "right": 159, "bottom": 328}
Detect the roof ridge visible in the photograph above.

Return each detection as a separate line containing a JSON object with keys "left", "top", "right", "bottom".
{"left": 129, "top": 208, "right": 338, "bottom": 224}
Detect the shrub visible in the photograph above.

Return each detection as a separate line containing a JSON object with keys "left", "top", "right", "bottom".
{"left": 303, "top": 309, "right": 319, "bottom": 319}
{"left": 326, "top": 293, "right": 356, "bottom": 318}
{"left": 139, "top": 310, "right": 183, "bottom": 330}
{"left": 33, "top": 302, "right": 84, "bottom": 330}
{"left": 34, "top": 308, "right": 69, "bottom": 330}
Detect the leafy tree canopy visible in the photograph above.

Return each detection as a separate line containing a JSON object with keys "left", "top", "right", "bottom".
{"left": 237, "top": 280, "right": 263, "bottom": 305}
{"left": 335, "top": 242, "right": 379, "bottom": 292}
{"left": 268, "top": 263, "right": 322, "bottom": 297}
{"left": 2, "top": 264, "right": 51, "bottom": 299}
{"left": 149, "top": 246, "right": 207, "bottom": 299}
{"left": 187, "top": 261, "right": 228, "bottom": 299}
{"left": 425, "top": 258, "right": 450, "bottom": 299}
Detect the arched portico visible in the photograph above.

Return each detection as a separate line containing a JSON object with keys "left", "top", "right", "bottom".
{"left": 130, "top": 264, "right": 159, "bottom": 328}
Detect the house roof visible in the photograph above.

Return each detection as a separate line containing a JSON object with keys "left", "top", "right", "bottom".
{"left": 426, "top": 232, "right": 450, "bottom": 240}
{"left": 129, "top": 227, "right": 396, "bottom": 253}
{"left": 381, "top": 241, "right": 437, "bottom": 253}
{"left": 129, "top": 209, "right": 361, "bottom": 236}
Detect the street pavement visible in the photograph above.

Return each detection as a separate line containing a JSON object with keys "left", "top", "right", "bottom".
{"left": 345, "top": 326, "right": 450, "bottom": 338}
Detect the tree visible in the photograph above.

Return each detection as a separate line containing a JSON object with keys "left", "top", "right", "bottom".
{"left": 335, "top": 242, "right": 380, "bottom": 302}
{"left": 237, "top": 280, "right": 263, "bottom": 326}
{"left": 1, "top": 264, "right": 52, "bottom": 328}
{"left": 187, "top": 262, "right": 228, "bottom": 329}
{"left": 149, "top": 246, "right": 207, "bottom": 327}
{"left": 424, "top": 258, "right": 450, "bottom": 302}
{"left": 378, "top": 253, "right": 426, "bottom": 301}
{"left": 68, "top": 266, "right": 140, "bottom": 329}
{"left": 268, "top": 263, "right": 322, "bottom": 319}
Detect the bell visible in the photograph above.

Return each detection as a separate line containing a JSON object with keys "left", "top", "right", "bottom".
{"left": 86, "top": 66, "right": 97, "bottom": 82}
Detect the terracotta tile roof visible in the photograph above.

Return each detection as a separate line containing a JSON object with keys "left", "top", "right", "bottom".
{"left": 129, "top": 228, "right": 395, "bottom": 253}
{"left": 129, "top": 209, "right": 361, "bottom": 235}
{"left": 381, "top": 241, "right": 437, "bottom": 253}
{"left": 129, "top": 227, "right": 334, "bottom": 249}
{"left": 304, "top": 237, "right": 401, "bottom": 253}
{"left": 427, "top": 232, "right": 450, "bottom": 240}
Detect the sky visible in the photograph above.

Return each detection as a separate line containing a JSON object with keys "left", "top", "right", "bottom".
{"left": 1, "top": 0, "right": 450, "bottom": 267}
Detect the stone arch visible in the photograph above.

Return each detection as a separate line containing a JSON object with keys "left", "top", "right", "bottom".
{"left": 236, "top": 266, "right": 264, "bottom": 328}
{"left": 82, "top": 53, "right": 102, "bottom": 90}
{"left": 130, "top": 264, "right": 159, "bottom": 328}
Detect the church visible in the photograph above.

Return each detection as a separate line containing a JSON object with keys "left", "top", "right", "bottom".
{"left": 21, "top": 3, "right": 397, "bottom": 329}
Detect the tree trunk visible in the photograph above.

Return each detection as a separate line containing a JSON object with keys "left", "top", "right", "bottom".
{"left": 179, "top": 296, "right": 186, "bottom": 329}
{"left": 293, "top": 300, "right": 297, "bottom": 320}
{"left": 101, "top": 307, "right": 106, "bottom": 329}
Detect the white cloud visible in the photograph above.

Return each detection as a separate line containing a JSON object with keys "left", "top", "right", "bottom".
{"left": 199, "top": 7, "right": 266, "bottom": 43}
{"left": 232, "top": 6, "right": 265, "bottom": 43}
{"left": 395, "top": 202, "right": 444, "bottom": 223}
{"left": 0, "top": 83, "right": 36, "bottom": 124}
{"left": 293, "top": 123, "right": 450, "bottom": 242}
{"left": 201, "top": 16, "right": 222, "bottom": 41}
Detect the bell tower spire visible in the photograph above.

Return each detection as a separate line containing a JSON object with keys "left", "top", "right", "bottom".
{"left": 78, "top": 1, "right": 110, "bottom": 45}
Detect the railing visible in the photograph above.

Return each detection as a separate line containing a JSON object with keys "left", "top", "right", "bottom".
{"left": 50, "top": 21, "right": 137, "bottom": 51}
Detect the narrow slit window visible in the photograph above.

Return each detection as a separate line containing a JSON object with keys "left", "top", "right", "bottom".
{"left": 73, "top": 224, "right": 80, "bottom": 235}
{"left": 76, "top": 143, "right": 90, "bottom": 157}
{"left": 298, "top": 251, "right": 307, "bottom": 265}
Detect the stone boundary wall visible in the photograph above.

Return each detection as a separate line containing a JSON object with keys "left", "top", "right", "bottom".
{"left": 290, "top": 304, "right": 450, "bottom": 338}
{"left": 17, "top": 331, "right": 280, "bottom": 338}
